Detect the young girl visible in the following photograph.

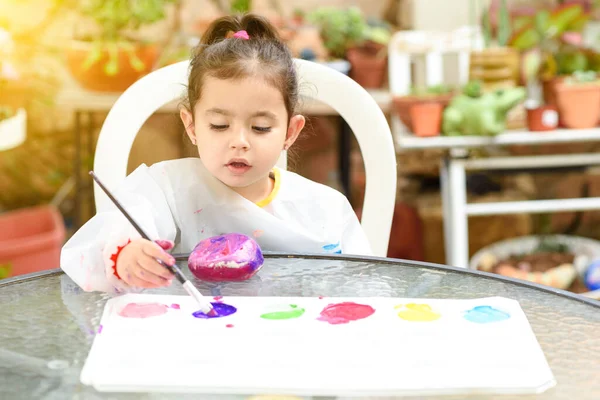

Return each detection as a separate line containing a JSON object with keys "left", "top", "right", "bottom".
{"left": 61, "top": 14, "right": 371, "bottom": 294}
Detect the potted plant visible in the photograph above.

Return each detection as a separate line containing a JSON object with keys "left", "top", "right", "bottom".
{"left": 554, "top": 69, "right": 600, "bottom": 128}
{"left": 345, "top": 21, "right": 392, "bottom": 89}
{"left": 510, "top": 2, "right": 589, "bottom": 104}
{"left": 307, "top": 7, "right": 390, "bottom": 86}
{"left": 66, "top": 0, "right": 178, "bottom": 92}
{"left": 392, "top": 84, "right": 455, "bottom": 135}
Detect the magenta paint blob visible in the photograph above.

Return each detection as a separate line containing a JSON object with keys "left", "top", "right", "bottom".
{"left": 192, "top": 302, "right": 237, "bottom": 319}
{"left": 317, "top": 302, "right": 375, "bottom": 325}
{"left": 188, "top": 233, "right": 264, "bottom": 282}
{"left": 97, "top": 325, "right": 103, "bottom": 334}
{"left": 118, "top": 303, "right": 169, "bottom": 318}
{"left": 170, "top": 304, "right": 180, "bottom": 309}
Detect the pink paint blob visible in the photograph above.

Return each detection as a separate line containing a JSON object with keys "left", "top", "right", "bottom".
{"left": 318, "top": 296, "right": 324, "bottom": 299}
{"left": 317, "top": 302, "right": 375, "bottom": 325}
{"left": 194, "top": 208, "right": 203, "bottom": 214}
{"left": 170, "top": 304, "right": 180, "bottom": 309}
{"left": 118, "top": 303, "right": 169, "bottom": 318}
{"left": 188, "top": 233, "right": 264, "bottom": 281}
{"left": 154, "top": 240, "right": 174, "bottom": 251}
{"left": 214, "top": 296, "right": 223, "bottom": 302}
{"left": 226, "top": 324, "right": 234, "bottom": 328}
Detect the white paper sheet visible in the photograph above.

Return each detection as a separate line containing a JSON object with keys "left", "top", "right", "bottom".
{"left": 81, "top": 294, "right": 555, "bottom": 397}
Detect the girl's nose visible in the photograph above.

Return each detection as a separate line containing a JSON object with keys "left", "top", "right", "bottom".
{"left": 230, "top": 129, "right": 250, "bottom": 150}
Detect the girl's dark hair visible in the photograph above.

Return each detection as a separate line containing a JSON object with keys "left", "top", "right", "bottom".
{"left": 185, "top": 14, "right": 298, "bottom": 119}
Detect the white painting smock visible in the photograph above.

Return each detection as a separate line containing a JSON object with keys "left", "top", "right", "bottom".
{"left": 60, "top": 158, "right": 371, "bottom": 293}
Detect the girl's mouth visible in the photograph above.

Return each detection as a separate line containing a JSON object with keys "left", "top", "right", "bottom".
{"left": 226, "top": 160, "right": 251, "bottom": 174}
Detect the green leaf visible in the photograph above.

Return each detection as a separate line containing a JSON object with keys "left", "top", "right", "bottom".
{"left": 497, "top": 0, "right": 512, "bottom": 47}
{"left": 123, "top": 44, "right": 146, "bottom": 72}
{"left": 481, "top": 8, "right": 492, "bottom": 48}
{"left": 81, "top": 42, "right": 103, "bottom": 71}
{"left": 103, "top": 42, "right": 119, "bottom": 76}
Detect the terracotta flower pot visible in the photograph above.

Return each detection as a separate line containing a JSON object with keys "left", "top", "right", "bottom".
{"left": 0, "top": 205, "right": 65, "bottom": 278}
{"left": 346, "top": 42, "right": 387, "bottom": 89}
{"left": 526, "top": 105, "right": 559, "bottom": 132}
{"left": 66, "top": 40, "right": 159, "bottom": 92}
{"left": 554, "top": 81, "right": 600, "bottom": 129}
{"left": 410, "top": 103, "right": 443, "bottom": 137}
{"left": 392, "top": 93, "right": 454, "bottom": 132}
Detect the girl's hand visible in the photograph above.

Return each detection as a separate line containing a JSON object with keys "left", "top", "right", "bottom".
{"left": 116, "top": 239, "right": 176, "bottom": 288}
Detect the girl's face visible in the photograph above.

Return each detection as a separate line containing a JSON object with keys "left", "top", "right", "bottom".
{"left": 181, "top": 76, "right": 305, "bottom": 202}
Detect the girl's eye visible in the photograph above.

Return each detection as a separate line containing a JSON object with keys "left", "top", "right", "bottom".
{"left": 210, "top": 124, "right": 228, "bottom": 131}
{"left": 253, "top": 126, "right": 271, "bottom": 133}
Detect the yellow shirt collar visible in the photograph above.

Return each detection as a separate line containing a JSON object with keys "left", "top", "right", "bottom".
{"left": 255, "top": 168, "right": 281, "bottom": 208}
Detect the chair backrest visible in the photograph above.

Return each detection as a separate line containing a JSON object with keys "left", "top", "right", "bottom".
{"left": 93, "top": 59, "right": 396, "bottom": 256}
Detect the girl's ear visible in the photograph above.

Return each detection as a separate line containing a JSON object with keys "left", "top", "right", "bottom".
{"left": 180, "top": 108, "right": 197, "bottom": 144}
{"left": 284, "top": 114, "right": 305, "bottom": 150}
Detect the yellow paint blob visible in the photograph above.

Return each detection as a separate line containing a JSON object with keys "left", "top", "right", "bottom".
{"left": 396, "top": 303, "right": 441, "bottom": 321}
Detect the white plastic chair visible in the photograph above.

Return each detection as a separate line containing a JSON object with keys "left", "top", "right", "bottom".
{"left": 93, "top": 59, "right": 397, "bottom": 256}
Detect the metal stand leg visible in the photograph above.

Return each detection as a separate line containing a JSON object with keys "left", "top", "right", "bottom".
{"left": 339, "top": 117, "right": 352, "bottom": 199}
{"left": 86, "top": 112, "right": 96, "bottom": 215}
{"left": 448, "top": 157, "right": 469, "bottom": 268}
{"left": 440, "top": 157, "right": 454, "bottom": 265}
{"left": 73, "top": 110, "right": 82, "bottom": 230}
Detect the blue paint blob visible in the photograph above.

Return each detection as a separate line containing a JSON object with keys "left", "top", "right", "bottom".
{"left": 192, "top": 302, "right": 237, "bottom": 319}
{"left": 323, "top": 242, "right": 341, "bottom": 253}
{"left": 464, "top": 306, "right": 510, "bottom": 324}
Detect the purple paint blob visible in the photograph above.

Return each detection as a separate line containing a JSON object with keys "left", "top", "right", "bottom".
{"left": 98, "top": 325, "right": 103, "bottom": 334}
{"left": 188, "top": 233, "right": 264, "bottom": 281}
{"left": 192, "top": 302, "right": 237, "bottom": 319}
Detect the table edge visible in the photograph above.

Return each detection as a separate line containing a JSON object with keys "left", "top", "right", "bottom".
{"left": 3, "top": 253, "right": 599, "bottom": 308}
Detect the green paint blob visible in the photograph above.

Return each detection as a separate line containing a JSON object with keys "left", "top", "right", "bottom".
{"left": 260, "top": 305, "right": 305, "bottom": 320}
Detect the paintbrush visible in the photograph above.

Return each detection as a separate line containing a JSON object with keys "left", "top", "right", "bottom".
{"left": 89, "top": 171, "right": 216, "bottom": 316}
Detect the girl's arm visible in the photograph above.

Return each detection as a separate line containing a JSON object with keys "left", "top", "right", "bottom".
{"left": 60, "top": 164, "right": 177, "bottom": 293}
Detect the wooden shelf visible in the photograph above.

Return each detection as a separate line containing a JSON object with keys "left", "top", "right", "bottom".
{"left": 392, "top": 116, "right": 600, "bottom": 151}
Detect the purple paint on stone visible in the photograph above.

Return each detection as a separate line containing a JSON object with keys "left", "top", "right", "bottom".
{"left": 192, "top": 302, "right": 237, "bottom": 319}
{"left": 188, "top": 233, "right": 263, "bottom": 282}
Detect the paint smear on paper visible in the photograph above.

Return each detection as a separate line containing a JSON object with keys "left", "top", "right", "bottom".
{"left": 194, "top": 208, "right": 203, "bottom": 214}
{"left": 253, "top": 229, "right": 264, "bottom": 238}
{"left": 170, "top": 304, "right": 180, "bottom": 309}
{"left": 213, "top": 296, "right": 223, "bottom": 302}
{"left": 118, "top": 303, "right": 169, "bottom": 318}
{"left": 97, "top": 325, "right": 103, "bottom": 334}
{"left": 317, "top": 302, "right": 375, "bottom": 325}
{"left": 322, "top": 242, "right": 342, "bottom": 254}
{"left": 396, "top": 303, "right": 441, "bottom": 322}
{"left": 260, "top": 304, "right": 306, "bottom": 320}
{"left": 226, "top": 324, "right": 234, "bottom": 328}
{"left": 464, "top": 306, "right": 510, "bottom": 323}
{"left": 192, "top": 302, "right": 237, "bottom": 319}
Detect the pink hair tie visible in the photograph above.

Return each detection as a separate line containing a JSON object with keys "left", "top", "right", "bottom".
{"left": 232, "top": 30, "right": 250, "bottom": 40}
